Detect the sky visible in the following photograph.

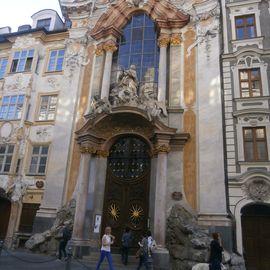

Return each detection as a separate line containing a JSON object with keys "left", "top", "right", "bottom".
{"left": 0, "top": 0, "right": 62, "bottom": 32}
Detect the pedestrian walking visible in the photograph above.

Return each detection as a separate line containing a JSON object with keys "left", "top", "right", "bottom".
{"left": 146, "top": 231, "right": 156, "bottom": 270}
{"left": 58, "top": 222, "right": 72, "bottom": 260}
{"left": 209, "top": 232, "right": 223, "bottom": 270}
{"left": 96, "top": 226, "right": 115, "bottom": 270}
{"left": 136, "top": 234, "right": 149, "bottom": 270}
{"left": 121, "top": 227, "right": 132, "bottom": 265}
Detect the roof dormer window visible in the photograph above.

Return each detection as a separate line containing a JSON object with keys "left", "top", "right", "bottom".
{"left": 36, "top": 18, "right": 51, "bottom": 31}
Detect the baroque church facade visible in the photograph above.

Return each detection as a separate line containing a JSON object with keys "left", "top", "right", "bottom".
{"left": 0, "top": 0, "right": 269, "bottom": 269}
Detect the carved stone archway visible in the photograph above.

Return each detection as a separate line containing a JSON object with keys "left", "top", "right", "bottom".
{"left": 76, "top": 106, "right": 189, "bottom": 152}
{"left": 90, "top": 0, "right": 190, "bottom": 40}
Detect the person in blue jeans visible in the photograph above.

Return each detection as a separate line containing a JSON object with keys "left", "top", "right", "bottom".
{"left": 96, "top": 226, "right": 115, "bottom": 270}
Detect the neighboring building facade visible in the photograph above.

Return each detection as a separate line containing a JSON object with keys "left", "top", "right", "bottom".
{"left": 221, "top": 0, "right": 270, "bottom": 269}
{"left": 0, "top": 0, "right": 237, "bottom": 268}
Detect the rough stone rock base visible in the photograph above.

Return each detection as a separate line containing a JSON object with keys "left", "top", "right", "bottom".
{"left": 152, "top": 247, "right": 170, "bottom": 270}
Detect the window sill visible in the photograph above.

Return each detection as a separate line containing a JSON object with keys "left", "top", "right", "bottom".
{"left": 0, "top": 119, "right": 21, "bottom": 122}
{"left": 42, "top": 71, "right": 64, "bottom": 76}
{"left": 8, "top": 71, "right": 33, "bottom": 75}
{"left": 234, "top": 96, "right": 270, "bottom": 102}
{"left": 26, "top": 174, "right": 46, "bottom": 177}
{"left": 231, "top": 36, "right": 264, "bottom": 52}
{"left": 34, "top": 120, "right": 55, "bottom": 125}
{"left": 238, "top": 161, "right": 270, "bottom": 165}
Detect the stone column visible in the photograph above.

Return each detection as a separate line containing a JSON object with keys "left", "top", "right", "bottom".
{"left": 158, "top": 36, "right": 170, "bottom": 102}
{"left": 100, "top": 41, "right": 118, "bottom": 99}
{"left": 169, "top": 33, "right": 182, "bottom": 107}
{"left": 72, "top": 147, "right": 93, "bottom": 243}
{"left": 153, "top": 143, "right": 170, "bottom": 247}
{"left": 89, "top": 45, "right": 105, "bottom": 98}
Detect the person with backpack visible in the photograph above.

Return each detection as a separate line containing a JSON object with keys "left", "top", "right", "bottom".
{"left": 137, "top": 234, "right": 149, "bottom": 270}
{"left": 121, "top": 227, "right": 132, "bottom": 265}
{"left": 58, "top": 223, "right": 72, "bottom": 260}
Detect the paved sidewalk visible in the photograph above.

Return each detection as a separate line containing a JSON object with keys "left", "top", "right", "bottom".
{"left": 0, "top": 249, "right": 138, "bottom": 270}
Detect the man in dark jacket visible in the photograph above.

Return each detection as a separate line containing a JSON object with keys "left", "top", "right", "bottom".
{"left": 209, "top": 233, "right": 223, "bottom": 270}
{"left": 58, "top": 223, "right": 72, "bottom": 260}
{"left": 121, "top": 227, "right": 132, "bottom": 265}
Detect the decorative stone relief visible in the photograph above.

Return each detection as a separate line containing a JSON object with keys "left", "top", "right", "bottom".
{"left": 88, "top": 66, "right": 167, "bottom": 120}
{"left": 1, "top": 177, "right": 35, "bottom": 202}
{"left": 0, "top": 122, "right": 23, "bottom": 143}
{"left": 47, "top": 77, "right": 60, "bottom": 89}
{"left": 65, "top": 37, "right": 90, "bottom": 77}
{"left": 12, "top": 35, "right": 39, "bottom": 49}
{"left": 186, "top": 0, "right": 220, "bottom": 57}
{"left": 126, "top": 0, "right": 147, "bottom": 7}
{"left": 242, "top": 178, "right": 270, "bottom": 202}
{"left": 3, "top": 73, "right": 32, "bottom": 92}
{"left": 235, "top": 55, "right": 267, "bottom": 69}
{"left": 238, "top": 115, "right": 269, "bottom": 125}
{"left": 29, "top": 126, "right": 53, "bottom": 143}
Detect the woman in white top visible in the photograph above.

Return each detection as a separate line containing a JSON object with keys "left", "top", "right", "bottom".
{"left": 96, "top": 226, "right": 115, "bottom": 270}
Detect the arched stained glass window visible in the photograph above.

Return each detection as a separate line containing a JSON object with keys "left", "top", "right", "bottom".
{"left": 111, "top": 14, "right": 159, "bottom": 94}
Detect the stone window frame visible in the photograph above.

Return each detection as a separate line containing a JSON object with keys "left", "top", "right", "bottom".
{"left": 232, "top": 54, "right": 269, "bottom": 99}
{"left": 0, "top": 57, "right": 8, "bottom": 79}
{"left": 243, "top": 126, "right": 268, "bottom": 161}
{"left": 0, "top": 144, "right": 15, "bottom": 174}
{"left": 0, "top": 94, "right": 25, "bottom": 120}
{"left": 27, "top": 144, "right": 50, "bottom": 176}
{"left": 236, "top": 116, "right": 270, "bottom": 163}
{"left": 238, "top": 68, "right": 262, "bottom": 98}
{"left": 227, "top": 0, "right": 262, "bottom": 51}
{"left": 35, "top": 92, "right": 59, "bottom": 122}
{"left": 45, "top": 48, "right": 65, "bottom": 73}
{"left": 10, "top": 49, "right": 35, "bottom": 73}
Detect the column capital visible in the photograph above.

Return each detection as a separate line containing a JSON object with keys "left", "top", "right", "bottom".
{"left": 95, "top": 45, "right": 104, "bottom": 56}
{"left": 103, "top": 41, "right": 118, "bottom": 53}
{"left": 80, "top": 146, "right": 96, "bottom": 154}
{"left": 96, "top": 150, "right": 110, "bottom": 158}
{"left": 170, "top": 34, "right": 182, "bottom": 46}
{"left": 158, "top": 36, "right": 170, "bottom": 48}
{"left": 154, "top": 144, "right": 171, "bottom": 154}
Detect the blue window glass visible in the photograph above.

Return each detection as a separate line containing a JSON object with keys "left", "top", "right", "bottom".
{"left": 0, "top": 95, "right": 24, "bottom": 120}
{"left": 112, "top": 14, "right": 159, "bottom": 93}
{"left": 235, "top": 15, "right": 256, "bottom": 40}
{"left": 10, "top": 50, "right": 35, "bottom": 72}
{"left": 47, "top": 49, "right": 65, "bottom": 72}
{"left": 0, "top": 58, "right": 8, "bottom": 79}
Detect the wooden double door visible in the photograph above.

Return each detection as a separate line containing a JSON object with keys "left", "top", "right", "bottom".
{"left": 102, "top": 136, "right": 151, "bottom": 249}
{"left": 242, "top": 204, "right": 270, "bottom": 270}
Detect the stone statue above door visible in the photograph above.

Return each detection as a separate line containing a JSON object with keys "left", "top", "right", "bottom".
{"left": 88, "top": 66, "right": 167, "bottom": 120}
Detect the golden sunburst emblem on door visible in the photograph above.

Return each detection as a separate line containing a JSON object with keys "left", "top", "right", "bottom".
{"left": 108, "top": 203, "right": 120, "bottom": 221}
{"left": 129, "top": 204, "right": 144, "bottom": 222}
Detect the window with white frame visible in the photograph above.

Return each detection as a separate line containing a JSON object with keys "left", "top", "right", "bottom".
{"left": 0, "top": 95, "right": 25, "bottom": 120}
{"left": 37, "top": 95, "right": 58, "bottom": 121}
{"left": 0, "top": 144, "right": 14, "bottom": 173}
{"left": 36, "top": 18, "right": 51, "bottom": 31}
{"left": 10, "top": 49, "right": 35, "bottom": 73}
{"left": 0, "top": 57, "right": 8, "bottom": 79}
{"left": 29, "top": 145, "right": 49, "bottom": 175}
{"left": 239, "top": 68, "right": 262, "bottom": 97}
{"left": 47, "top": 49, "right": 65, "bottom": 72}
{"left": 243, "top": 127, "right": 268, "bottom": 161}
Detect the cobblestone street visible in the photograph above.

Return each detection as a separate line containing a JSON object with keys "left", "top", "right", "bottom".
{"left": 0, "top": 249, "right": 137, "bottom": 270}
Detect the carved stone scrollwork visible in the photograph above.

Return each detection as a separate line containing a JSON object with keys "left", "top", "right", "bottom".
{"left": 126, "top": 0, "right": 147, "bottom": 7}
{"left": 242, "top": 178, "right": 270, "bottom": 202}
